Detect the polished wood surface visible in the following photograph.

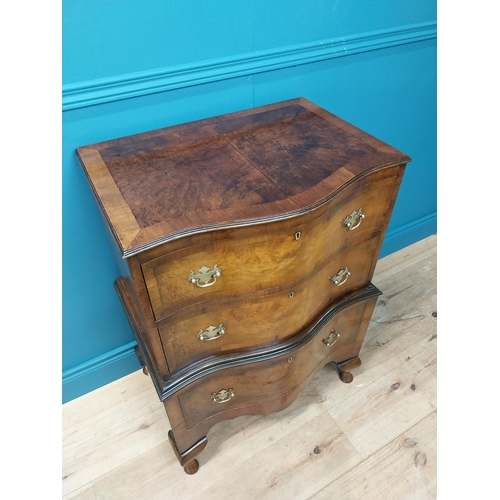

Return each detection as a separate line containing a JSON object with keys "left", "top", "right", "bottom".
{"left": 159, "top": 239, "right": 380, "bottom": 374}
{"left": 62, "top": 235, "right": 437, "bottom": 499}
{"left": 177, "top": 294, "right": 378, "bottom": 430}
{"left": 77, "top": 98, "right": 409, "bottom": 257}
{"left": 76, "top": 98, "right": 411, "bottom": 474}
{"left": 141, "top": 165, "right": 401, "bottom": 320}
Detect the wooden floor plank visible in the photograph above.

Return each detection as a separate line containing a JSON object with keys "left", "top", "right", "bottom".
{"left": 89, "top": 412, "right": 361, "bottom": 500}
{"left": 196, "top": 412, "right": 361, "bottom": 500}
{"left": 62, "top": 372, "right": 171, "bottom": 496}
{"left": 309, "top": 254, "right": 437, "bottom": 405}
{"left": 308, "top": 411, "right": 437, "bottom": 500}
{"left": 87, "top": 442, "right": 179, "bottom": 500}
{"left": 63, "top": 484, "right": 97, "bottom": 500}
{"left": 82, "top": 374, "right": 345, "bottom": 499}
{"left": 373, "top": 235, "right": 436, "bottom": 278}
{"left": 328, "top": 344, "right": 436, "bottom": 458}
{"left": 62, "top": 235, "right": 437, "bottom": 499}
{"left": 305, "top": 286, "right": 436, "bottom": 411}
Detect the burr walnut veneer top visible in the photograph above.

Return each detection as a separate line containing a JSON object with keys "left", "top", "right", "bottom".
{"left": 77, "top": 98, "right": 410, "bottom": 257}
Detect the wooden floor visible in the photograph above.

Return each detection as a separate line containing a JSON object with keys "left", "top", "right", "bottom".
{"left": 62, "top": 235, "right": 437, "bottom": 500}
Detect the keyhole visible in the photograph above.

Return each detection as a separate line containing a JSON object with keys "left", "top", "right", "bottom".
{"left": 295, "top": 231, "right": 301, "bottom": 240}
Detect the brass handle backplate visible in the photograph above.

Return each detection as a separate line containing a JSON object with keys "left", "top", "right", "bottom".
{"left": 198, "top": 324, "right": 226, "bottom": 341}
{"left": 323, "top": 330, "right": 340, "bottom": 347}
{"left": 211, "top": 388, "right": 235, "bottom": 403}
{"left": 188, "top": 265, "right": 221, "bottom": 288}
{"left": 343, "top": 208, "right": 365, "bottom": 231}
{"left": 331, "top": 267, "right": 350, "bottom": 286}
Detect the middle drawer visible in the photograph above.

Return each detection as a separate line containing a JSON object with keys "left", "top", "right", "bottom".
{"left": 159, "top": 236, "right": 379, "bottom": 374}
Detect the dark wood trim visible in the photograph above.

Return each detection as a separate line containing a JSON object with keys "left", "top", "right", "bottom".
{"left": 116, "top": 277, "right": 380, "bottom": 401}
{"left": 167, "top": 430, "right": 207, "bottom": 470}
{"left": 122, "top": 163, "right": 408, "bottom": 258}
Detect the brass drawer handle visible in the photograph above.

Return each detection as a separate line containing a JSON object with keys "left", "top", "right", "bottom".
{"left": 343, "top": 208, "right": 365, "bottom": 231}
{"left": 188, "top": 265, "right": 221, "bottom": 288}
{"left": 331, "top": 267, "right": 350, "bottom": 286}
{"left": 323, "top": 330, "right": 340, "bottom": 347}
{"left": 198, "top": 324, "right": 226, "bottom": 341}
{"left": 211, "top": 388, "right": 235, "bottom": 404}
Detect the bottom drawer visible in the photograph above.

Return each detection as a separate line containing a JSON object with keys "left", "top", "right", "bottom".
{"left": 176, "top": 291, "right": 378, "bottom": 430}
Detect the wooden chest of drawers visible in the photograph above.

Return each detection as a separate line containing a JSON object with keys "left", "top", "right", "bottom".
{"left": 77, "top": 98, "right": 410, "bottom": 474}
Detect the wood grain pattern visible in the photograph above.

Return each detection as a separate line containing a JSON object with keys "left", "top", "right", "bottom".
{"left": 198, "top": 411, "right": 363, "bottom": 500}
{"left": 76, "top": 98, "right": 409, "bottom": 257}
{"left": 329, "top": 338, "right": 437, "bottom": 458}
{"left": 176, "top": 295, "right": 375, "bottom": 430}
{"left": 310, "top": 411, "right": 437, "bottom": 500}
{"left": 62, "top": 371, "right": 172, "bottom": 497}
{"left": 149, "top": 234, "right": 378, "bottom": 324}
{"left": 142, "top": 165, "right": 400, "bottom": 321}
{"left": 136, "top": 163, "right": 401, "bottom": 266}
{"left": 217, "top": 104, "right": 376, "bottom": 197}
{"left": 159, "top": 238, "right": 379, "bottom": 374}
{"left": 76, "top": 147, "right": 142, "bottom": 252}
{"left": 103, "top": 137, "right": 286, "bottom": 227}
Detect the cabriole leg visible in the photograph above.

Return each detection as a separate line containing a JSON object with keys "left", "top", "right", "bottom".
{"left": 337, "top": 356, "right": 362, "bottom": 383}
{"left": 168, "top": 430, "right": 207, "bottom": 475}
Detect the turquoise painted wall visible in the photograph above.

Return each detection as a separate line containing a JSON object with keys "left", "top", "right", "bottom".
{"left": 62, "top": 0, "right": 437, "bottom": 403}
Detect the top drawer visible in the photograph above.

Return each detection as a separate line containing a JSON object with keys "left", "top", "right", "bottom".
{"left": 141, "top": 166, "right": 400, "bottom": 321}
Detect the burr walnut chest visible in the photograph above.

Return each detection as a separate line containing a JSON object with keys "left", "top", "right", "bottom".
{"left": 77, "top": 98, "right": 410, "bottom": 474}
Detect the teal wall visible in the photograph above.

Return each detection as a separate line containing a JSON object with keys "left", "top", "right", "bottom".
{"left": 62, "top": 1, "right": 437, "bottom": 403}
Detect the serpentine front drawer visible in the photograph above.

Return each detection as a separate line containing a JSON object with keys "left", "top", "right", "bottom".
{"left": 140, "top": 164, "right": 401, "bottom": 322}
{"left": 158, "top": 236, "right": 380, "bottom": 374}
{"left": 176, "top": 290, "right": 379, "bottom": 431}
